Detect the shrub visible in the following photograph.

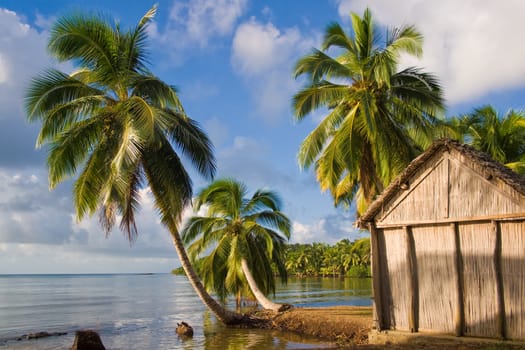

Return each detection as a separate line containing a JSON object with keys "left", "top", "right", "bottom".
{"left": 346, "top": 265, "right": 370, "bottom": 278}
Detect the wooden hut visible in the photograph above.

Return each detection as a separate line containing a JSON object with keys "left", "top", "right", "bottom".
{"left": 357, "top": 139, "right": 525, "bottom": 341}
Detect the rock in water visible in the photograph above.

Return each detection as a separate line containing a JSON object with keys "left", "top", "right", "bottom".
{"left": 71, "top": 330, "right": 106, "bottom": 350}
{"left": 176, "top": 322, "right": 194, "bottom": 337}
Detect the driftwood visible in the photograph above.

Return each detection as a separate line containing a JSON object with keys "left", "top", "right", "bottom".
{"left": 175, "top": 322, "right": 193, "bottom": 337}
{"left": 71, "top": 330, "right": 105, "bottom": 350}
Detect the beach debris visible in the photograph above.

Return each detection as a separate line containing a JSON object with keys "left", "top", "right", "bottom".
{"left": 17, "top": 331, "right": 67, "bottom": 341}
{"left": 71, "top": 330, "right": 106, "bottom": 350}
{"left": 175, "top": 322, "right": 194, "bottom": 338}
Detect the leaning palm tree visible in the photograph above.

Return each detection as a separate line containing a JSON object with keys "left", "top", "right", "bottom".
{"left": 25, "top": 6, "right": 243, "bottom": 325}
{"left": 293, "top": 8, "right": 444, "bottom": 214}
{"left": 447, "top": 106, "right": 525, "bottom": 174}
{"left": 182, "top": 178, "right": 291, "bottom": 312}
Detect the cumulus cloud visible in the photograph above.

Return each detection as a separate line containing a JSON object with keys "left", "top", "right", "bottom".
{"left": 0, "top": 170, "right": 173, "bottom": 253}
{"left": 337, "top": 0, "right": 525, "bottom": 105}
{"left": 148, "top": 0, "right": 247, "bottom": 63}
{"left": 292, "top": 213, "right": 367, "bottom": 245}
{"left": 0, "top": 9, "right": 64, "bottom": 168}
{"left": 0, "top": 243, "right": 177, "bottom": 274}
{"left": 231, "top": 19, "right": 318, "bottom": 122}
{"left": 0, "top": 171, "right": 184, "bottom": 273}
{"left": 0, "top": 170, "right": 75, "bottom": 245}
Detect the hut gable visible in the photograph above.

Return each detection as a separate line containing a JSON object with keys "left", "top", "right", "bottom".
{"left": 359, "top": 139, "right": 525, "bottom": 228}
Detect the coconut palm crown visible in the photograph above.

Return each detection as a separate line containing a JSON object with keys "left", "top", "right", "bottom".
{"left": 446, "top": 106, "right": 525, "bottom": 174}
{"left": 182, "top": 178, "right": 291, "bottom": 311}
{"left": 293, "top": 8, "right": 444, "bottom": 213}
{"left": 25, "top": 6, "right": 244, "bottom": 324}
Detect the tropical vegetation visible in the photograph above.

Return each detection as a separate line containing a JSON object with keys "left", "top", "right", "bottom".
{"left": 445, "top": 105, "right": 525, "bottom": 174}
{"left": 181, "top": 178, "right": 291, "bottom": 312}
{"left": 285, "top": 238, "right": 370, "bottom": 278}
{"left": 292, "top": 8, "right": 444, "bottom": 214}
{"left": 25, "top": 6, "right": 243, "bottom": 325}
{"left": 173, "top": 238, "right": 372, "bottom": 280}
{"left": 26, "top": 3, "right": 525, "bottom": 335}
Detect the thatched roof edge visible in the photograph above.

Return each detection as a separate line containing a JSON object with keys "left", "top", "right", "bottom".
{"left": 357, "top": 138, "right": 525, "bottom": 228}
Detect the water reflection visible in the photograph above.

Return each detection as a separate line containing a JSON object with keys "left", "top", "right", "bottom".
{"left": 0, "top": 275, "right": 371, "bottom": 350}
{"left": 275, "top": 277, "right": 372, "bottom": 307}
{"left": 202, "top": 320, "right": 333, "bottom": 350}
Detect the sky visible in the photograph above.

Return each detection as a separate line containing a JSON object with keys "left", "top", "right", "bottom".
{"left": 1, "top": 0, "right": 525, "bottom": 274}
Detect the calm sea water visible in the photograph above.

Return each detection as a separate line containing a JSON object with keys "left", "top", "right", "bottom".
{"left": 0, "top": 274, "right": 371, "bottom": 349}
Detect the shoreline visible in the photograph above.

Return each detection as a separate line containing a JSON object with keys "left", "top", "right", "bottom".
{"left": 257, "top": 306, "right": 525, "bottom": 349}
{"left": 7, "top": 306, "right": 525, "bottom": 350}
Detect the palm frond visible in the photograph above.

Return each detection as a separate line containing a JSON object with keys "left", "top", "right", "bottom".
{"left": 161, "top": 109, "right": 216, "bottom": 180}
{"left": 293, "top": 49, "right": 351, "bottom": 82}
{"left": 292, "top": 81, "right": 347, "bottom": 120}
{"left": 48, "top": 12, "right": 117, "bottom": 76}
{"left": 73, "top": 138, "right": 116, "bottom": 220}
{"left": 131, "top": 74, "right": 183, "bottom": 110}
{"left": 143, "top": 138, "right": 192, "bottom": 224}
{"left": 118, "top": 166, "right": 143, "bottom": 241}
{"left": 47, "top": 116, "right": 103, "bottom": 188}
{"left": 386, "top": 25, "right": 423, "bottom": 58}
{"left": 321, "top": 22, "right": 355, "bottom": 53}
{"left": 25, "top": 69, "right": 105, "bottom": 123}
{"left": 297, "top": 103, "right": 349, "bottom": 169}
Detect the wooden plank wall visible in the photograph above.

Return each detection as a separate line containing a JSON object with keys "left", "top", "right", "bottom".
{"left": 381, "top": 227, "right": 411, "bottom": 331}
{"left": 501, "top": 221, "right": 525, "bottom": 339}
{"left": 412, "top": 224, "right": 456, "bottom": 333}
{"left": 378, "top": 220, "right": 525, "bottom": 340}
{"left": 459, "top": 222, "right": 499, "bottom": 338}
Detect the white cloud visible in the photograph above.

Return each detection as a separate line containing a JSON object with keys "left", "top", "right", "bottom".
{"left": 292, "top": 213, "right": 366, "bottom": 245}
{"left": 337, "top": 0, "right": 525, "bottom": 105}
{"left": 149, "top": 0, "right": 247, "bottom": 63}
{"left": 0, "top": 168, "right": 183, "bottom": 273}
{"left": 0, "top": 54, "right": 8, "bottom": 84}
{"left": 0, "top": 8, "right": 49, "bottom": 109}
{"left": 0, "top": 9, "right": 73, "bottom": 168}
{"left": 232, "top": 20, "right": 291, "bottom": 76}
{"left": 170, "top": 0, "right": 247, "bottom": 46}
{"left": 231, "top": 19, "right": 318, "bottom": 122}
{"left": 0, "top": 243, "right": 177, "bottom": 274}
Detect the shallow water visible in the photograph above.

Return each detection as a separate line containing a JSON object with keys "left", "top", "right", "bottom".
{"left": 0, "top": 274, "right": 371, "bottom": 349}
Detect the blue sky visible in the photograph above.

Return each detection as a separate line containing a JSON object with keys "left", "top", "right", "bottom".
{"left": 1, "top": 0, "right": 524, "bottom": 273}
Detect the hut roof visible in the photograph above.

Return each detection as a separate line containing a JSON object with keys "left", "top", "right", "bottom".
{"left": 357, "top": 138, "right": 525, "bottom": 227}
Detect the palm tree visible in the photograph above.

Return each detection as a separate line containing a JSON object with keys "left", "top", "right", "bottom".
{"left": 181, "top": 178, "right": 291, "bottom": 312}
{"left": 25, "top": 6, "right": 243, "bottom": 325}
{"left": 351, "top": 238, "right": 371, "bottom": 266}
{"left": 293, "top": 8, "right": 444, "bottom": 214}
{"left": 447, "top": 106, "right": 525, "bottom": 174}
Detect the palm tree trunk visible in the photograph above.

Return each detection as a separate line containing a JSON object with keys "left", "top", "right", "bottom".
{"left": 241, "top": 258, "right": 285, "bottom": 312}
{"left": 167, "top": 221, "right": 244, "bottom": 325}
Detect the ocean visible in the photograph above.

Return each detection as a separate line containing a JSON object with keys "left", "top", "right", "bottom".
{"left": 0, "top": 274, "right": 371, "bottom": 349}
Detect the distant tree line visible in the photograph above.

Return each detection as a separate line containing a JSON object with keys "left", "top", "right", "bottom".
{"left": 172, "top": 237, "right": 371, "bottom": 279}
{"left": 284, "top": 238, "right": 370, "bottom": 278}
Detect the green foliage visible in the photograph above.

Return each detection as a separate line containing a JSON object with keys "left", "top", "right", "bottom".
{"left": 171, "top": 266, "right": 185, "bottom": 275}
{"left": 181, "top": 178, "right": 291, "bottom": 304}
{"left": 25, "top": 6, "right": 215, "bottom": 242}
{"left": 445, "top": 106, "right": 525, "bottom": 174}
{"left": 346, "top": 265, "right": 370, "bottom": 278}
{"left": 284, "top": 238, "right": 371, "bottom": 277}
{"left": 292, "top": 8, "right": 444, "bottom": 214}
